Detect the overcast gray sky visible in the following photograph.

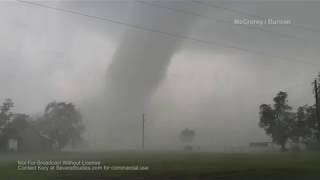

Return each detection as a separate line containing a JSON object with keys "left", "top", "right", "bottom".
{"left": 1, "top": 0, "right": 320, "bottom": 151}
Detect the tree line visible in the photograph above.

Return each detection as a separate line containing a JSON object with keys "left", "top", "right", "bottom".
{"left": 0, "top": 99, "right": 84, "bottom": 152}
{"left": 259, "top": 73, "right": 320, "bottom": 151}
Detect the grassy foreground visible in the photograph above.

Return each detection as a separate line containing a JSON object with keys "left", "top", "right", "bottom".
{"left": 1, "top": 151, "right": 320, "bottom": 180}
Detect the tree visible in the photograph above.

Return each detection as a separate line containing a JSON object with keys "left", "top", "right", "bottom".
{"left": 290, "top": 105, "right": 316, "bottom": 143}
{"left": 0, "top": 99, "right": 14, "bottom": 129}
{"left": 180, "top": 128, "right": 196, "bottom": 143}
{"left": 0, "top": 99, "right": 30, "bottom": 151}
{"left": 291, "top": 104, "right": 320, "bottom": 150}
{"left": 0, "top": 99, "right": 15, "bottom": 150}
{"left": 40, "top": 102, "right": 84, "bottom": 150}
{"left": 259, "top": 91, "right": 294, "bottom": 151}
{"left": 3, "top": 113, "right": 30, "bottom": 138}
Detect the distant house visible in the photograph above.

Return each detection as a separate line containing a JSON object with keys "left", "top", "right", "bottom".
{"left": 183, "top": 145, "right": 201, "bottom": 152}
{"left": 184, "top": 145, "right": 193, "bottom": 151}
{"left": 0, "top": 127, "right": 21, "bottom": 152}
{"left": 0, "top": 125, "right": 54, "bottom": 152}
{"left": 249, "top": 142, "right": 270, "bottom": 147}
{"left": 249, "top": 142, "right": 274, "bottom": 151}
{"left": 8, "top": 138, "right": 18, "bottom": 151}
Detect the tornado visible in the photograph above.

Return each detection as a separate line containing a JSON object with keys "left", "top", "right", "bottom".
{"left": 95, "top": 2, "right": 198, "bottom": 149}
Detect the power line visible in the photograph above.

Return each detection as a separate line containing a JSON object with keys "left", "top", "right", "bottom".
{"left": 280, "top": 81, "right": 312, "bottom": 92}
{"left": 137, "top": 0, "right": 314, "bottom": 44}
{"left": 192, "top": 0, "right": 320, "bottom": 34}
{"left": 15, "top": 0, "right": 320, "bottom": 67}
{"left": 197, "top": 1, "right": 320, "bottom": 3}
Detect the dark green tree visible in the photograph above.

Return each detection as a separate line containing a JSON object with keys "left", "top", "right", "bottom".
{"left": 40, "top": 102, "right": 85, "bottom": 150}
{"left": 259, "top": 91, "right": 294, "bottom": 151}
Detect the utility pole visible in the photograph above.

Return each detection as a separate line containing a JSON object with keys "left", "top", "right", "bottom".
{"left": 314, "top": 79, "right": 320, "bottom": 135}
{"left": 142, "top": 113, "right": 145, "bottom": 150}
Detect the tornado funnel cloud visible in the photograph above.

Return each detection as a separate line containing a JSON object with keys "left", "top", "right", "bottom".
{"left": 98, "top": 4, "right": 198, "bottom": 149}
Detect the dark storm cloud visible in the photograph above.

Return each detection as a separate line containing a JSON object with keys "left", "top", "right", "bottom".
{"left": 1, "top": 0, "right": 320, "bottom": 150}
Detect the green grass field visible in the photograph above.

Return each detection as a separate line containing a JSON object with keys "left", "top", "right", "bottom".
{"left": 1, "top": 151, "right": 320, "bottom": 180}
